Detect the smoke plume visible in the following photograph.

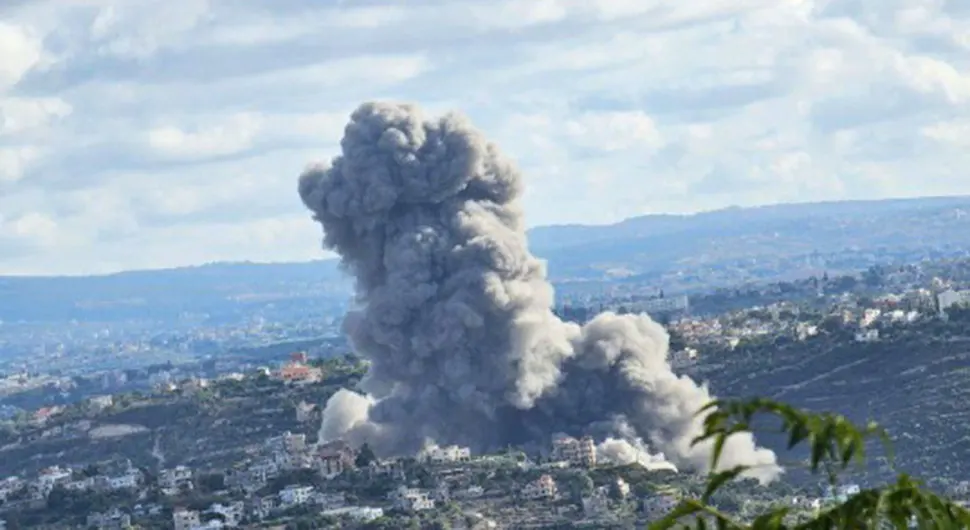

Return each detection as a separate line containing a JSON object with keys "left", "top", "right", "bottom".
{"left": 298, "top": 101, "right": 781, "bottom": 482}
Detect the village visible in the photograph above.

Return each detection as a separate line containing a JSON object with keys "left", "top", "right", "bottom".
{"left": 0, "top": 394, "right": 875, "bottom": 530}
{"left": 5, "top": 264, "right": 970, "bottom": 528}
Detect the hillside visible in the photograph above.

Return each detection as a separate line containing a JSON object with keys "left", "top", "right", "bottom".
{"left": 0, "top": 358, "right": 366, "bottom": 477}
{"left": 531, "top": 195, "right": 970, "bottom": 283}
{"left": 0, "top": 260, "right": 350, "bottom": 323}
{"left": 686, "top": 318, "right": 970, "bottom": 485}
{"left": 3, "top": 195, "right": 970, "bottom": 323}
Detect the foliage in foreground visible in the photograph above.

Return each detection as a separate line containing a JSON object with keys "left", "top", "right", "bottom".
{"left": 650, "top": 398, "right": 970, "bottom": 529}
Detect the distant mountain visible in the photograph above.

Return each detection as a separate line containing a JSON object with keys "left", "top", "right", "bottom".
{"left": 2, "top": 195, "right": 970, "bottom": 322}
{"left": 0, "top": 260, "right": 348, "bottom": 323}
{"left": 529, "top": 195, "right": 970, "bottom": 282}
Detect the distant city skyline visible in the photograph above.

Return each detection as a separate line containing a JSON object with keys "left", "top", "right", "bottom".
{"left": 2, "top": 1, "right": 969, "bottom": 275}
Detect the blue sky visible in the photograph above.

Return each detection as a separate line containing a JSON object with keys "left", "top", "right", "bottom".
{"left": 1, "top": 0, "right": 969, "bottom": 275}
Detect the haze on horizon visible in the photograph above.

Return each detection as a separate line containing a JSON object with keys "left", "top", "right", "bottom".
{"left": 2, "top": 0, "right": 969, "bottom": 276}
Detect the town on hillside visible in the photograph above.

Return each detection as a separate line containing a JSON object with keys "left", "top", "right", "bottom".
{"left": 5, "top": 258, "right": 970, "bottom": 527}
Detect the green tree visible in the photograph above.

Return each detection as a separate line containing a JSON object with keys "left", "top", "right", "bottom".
{"left": 355, "top": 442, "right": 377, "bottom": 468}
{"left": 196, "top": 472, "right": 226, "bottom": 493}
{"left": 650, "top": 398, "right": 970, "bottom": 529}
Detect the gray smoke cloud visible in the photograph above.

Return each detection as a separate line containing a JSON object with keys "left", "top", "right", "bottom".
{"left": 298, "top": 101, "right": 781, "bottom": 482}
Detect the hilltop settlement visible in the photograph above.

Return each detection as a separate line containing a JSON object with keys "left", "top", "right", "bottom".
{"left": 5, "top": 257, "right": 970, "bottom": 528}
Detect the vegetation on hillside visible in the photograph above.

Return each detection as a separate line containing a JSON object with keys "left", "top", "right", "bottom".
{"left": 654, "top": 398, "right": 970, "bottom": 529}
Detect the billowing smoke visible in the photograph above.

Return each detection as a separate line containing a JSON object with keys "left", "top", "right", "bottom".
{"left": 597, "top": 438, "right": 677, "bottom": 472}
{"left": 298, "top": 101, "right": 781, "bottom": 482}
{"left": 595, "top": 418, "right": 677, "bottom": 472}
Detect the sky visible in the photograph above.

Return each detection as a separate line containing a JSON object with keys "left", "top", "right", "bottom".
{"left": 1, "top": 0, "right": 969, "bottom": 276}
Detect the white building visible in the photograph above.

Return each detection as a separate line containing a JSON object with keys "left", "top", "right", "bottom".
{"left": 173, "top": 508, "right": 201, "bottom": 530}
{"left": 938, "top": 289, "right": 970, "bottom": 315}
{"left": 64, "top": 477, "right": 96, "bottom": 492}
{"left": 423, "top": 444, "right": 471, "bottom": 464}
{"left": 796, "top": 323, "right": 819, "bottom": 341}
{"left": 456, "top": 485, "right": 485, "bottom": 499}
{"left": 313, "top": 492, "right": 346, "bottom": 510}
{"left": 159, "top": 466, "right": 194, "bottom": 496}
{"left": 823, "top": 483, "right": 861, "bottom": 502}
{"left": 34, "top": 466, "right": 72, "bottom": 497}
{"left": 521, "top": 475, "right": 557, "bottom": 500}
{"left": 208, "top": 501, "right": 245, "bottom": 527}
{"left": 87, "top": 508, "right": 131, "bottom": 530}
{"left": 854, "top": 329, "right": 879, "bottom": 342}
{"left": 391, "top": 486, "right": 435, "bottom": 511}
{"left": 283, "top": 432, "right": 307, "bottom": 453}
{"left": 322, "top": 506, "right": 384, "bottom": 522}
{"left": 279, "top": 485, "right": 315, "bottom": 508}
{"left": 98, "top": 466, "right": 142, "bottom": 491}
{"left": 0, "top": 477, "right": 23, "bottom": 501}
{"left": 87, "top": 395, "right": 114, "bottom": 412}
{"left": 636, "top": 295, "right": 689, "bottom": 315}
{"left": 860, "top": 308, "right": 882, "bottom": 327}
{"left": 551, "top": 435, "right": 596, "bottom": 467}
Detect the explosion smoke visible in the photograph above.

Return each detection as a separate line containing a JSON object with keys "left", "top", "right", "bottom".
{"left": 298, "top": 102, "right": 781, "bottom": 482}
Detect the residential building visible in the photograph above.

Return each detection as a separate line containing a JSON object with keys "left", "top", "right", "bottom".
{"left": 87, "top": 509, "right": 131, "bottom": 530}
{"left": 423, "top": 444, "right": 471, "bottom": 464}
{"left": 823, "top": 483, "right": 861, "bottom": 502}
{"left": 87, "top": 395, "right": 114, "bottom": 413}
{"left": 248, "top": 458, "right": 281, "bottom": 483}
{"left": 322, "top": 506, "right": 384, "bottom": 522}
{"left": 635, "top": 295, "right": 690, "bottom": 315}
{"left": 364, "top": 459, "right": 405, "bottom": 483}
{"left": 314, "top": 492, "right": 346, "bottom": 510}
{"left": 173, "top": 508, "right": 201, "bottom": 530}
{"left": 98, "top": 466, "right": 142, "bottom": 491}
{"left": 251, "top": 496, "right": 278, "bottom": 521}
{"left": 62, "top": 475, "right": 94, "bottom": 491}
{"left": 551, "top": 435, "right": 596, "bottom": 467}
{"left": 159, "top": 466, "right": 194, "bottom": 496}
{"left": 854, "top": 329, "right": 879, "bottom": 342}
{"left": 391, "top": 486, "right": 435, "bottom": 511}
{"left": 33, "top": 466, "right": 71, "bottom": 497}
{"left": 521, "top": 475, "right": 557, "bottom": 500}
{"left": 283, "top": 431, "right": 306, "bottom": 453}
{"left": 208, "top": 501, "right": 245, "bottom": 527}
{"left": 457, "top": 485, "right": 485, "bottom": 499}
{"left": 276, "top": 362, "right": 322, "bottom": 384}
{"left": 279, "top": 484, "right": 314, "bottom": 508}
{"left": 0, "top": 477, "right": 23, "bottom": 501}
{"left": 180, "top": 377, "right": 209, "bottom": 393}
{"left": 317, "top": 440, "right": 357, "bottom": 479}
{"left": 938, "top": 289, "right": 970, "bottom": 315}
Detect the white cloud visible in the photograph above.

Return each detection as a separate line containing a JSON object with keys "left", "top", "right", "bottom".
{"left": 0, "top": 22, "right": 44, "bottom": 90}
{"left": 1, "top": 0, "right": 969, "bottom": 274}
{"left": 921, "top": 119, "right": 970, "bottom": 147}
{"left": 146, "top": 113, "right": 262, "bottom": 160}
{"left": 0, "top": 97, "right": 72, "bottom": 135}
{"left": 0, "top": 146, "right": 42, "bottom": 183}
{"left": 565, "top": 111, "right": 664, "bottom": 152}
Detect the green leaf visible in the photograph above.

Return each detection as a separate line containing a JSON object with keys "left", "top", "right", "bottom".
{"left": 701, "top": 466, "right": 749, "bottom": 503}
